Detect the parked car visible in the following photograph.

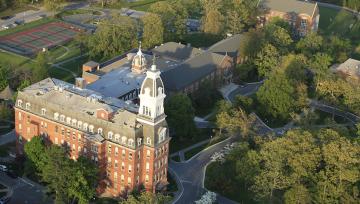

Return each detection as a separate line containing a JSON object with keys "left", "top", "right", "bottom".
{"left": 14, "top": 20, "right": 24, "bottom": 25}
{"left": 0, "top": 15, "right": 13, "bottom": 20}
{"left": 1, "top": 24, "right": 11, "bottom": 30}
{"left": 0, "top": 165, "right": 7, "bottom": 172}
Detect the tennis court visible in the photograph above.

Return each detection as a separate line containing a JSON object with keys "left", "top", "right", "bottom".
{"left": 0, "top": 21, "right": 83, "bottom": 57}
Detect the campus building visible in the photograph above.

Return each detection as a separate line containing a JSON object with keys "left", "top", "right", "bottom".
{"left": 81, "top": 35, "right": 242, "bottom": 100}
{"left": 14, "top": 62, "right": 170, "bottom": 197}
{"left": 260, "top": 0, "right": 320, "bottom": 37}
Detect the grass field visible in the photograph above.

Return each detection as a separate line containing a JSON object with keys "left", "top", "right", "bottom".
{"left": 318, "top": 6, "right": 360, "bottom": 42}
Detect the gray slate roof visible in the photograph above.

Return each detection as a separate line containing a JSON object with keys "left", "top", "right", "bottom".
{"left": 152, "top": 42, "right": 204, "bottom": 61}
{"left": 208, "top": 34, "right": 243, "bottom": 58}
{"left": 262, "top": 0, "right": 318, "bottom": 17}
{"left": 336, "top": 58, "right": 360, "bottom": 77}
{"left": 161, "top": 52, "right": 226, "bottom": 91}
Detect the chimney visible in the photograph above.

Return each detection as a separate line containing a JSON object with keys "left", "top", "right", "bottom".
{"left": 75, "top": 78, "right": 86, "bottom": 89}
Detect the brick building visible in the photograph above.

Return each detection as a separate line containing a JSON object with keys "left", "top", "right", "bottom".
{"left": 14, "top": 63, "right": 170, "bottom": 197}
{"left": 81, "top": 36, "right": 240, "bottom": 100}
{"left": 260, "top": 0, "right": 320, "bottom": 37}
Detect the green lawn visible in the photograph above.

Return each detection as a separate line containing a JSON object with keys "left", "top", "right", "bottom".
{"left": 182, "top": 33, "right": 222, "bottom": 48}
{"left": 170, "top": 128, "right": 213, "bottom": 153}
{"left": 49, "top": 68, "right": 75, "bottom": 83}
{"left": 171, "top": 155, "right": 180, "bottom": 162}
{"left": 184, "top": 143, "right": 208, "bottom": 160}
{"left": 0, "top": 18, "right": 58, "bottom": 37}
{"left": 318, "top": 6, "right": 360, "bottom": 42}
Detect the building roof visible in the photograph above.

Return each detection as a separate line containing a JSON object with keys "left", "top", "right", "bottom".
{"left": 208, "top": 34, "right": 243, "bottom": 58}
{"left": 335, "top": 58, "right": 360, "bottom": 77}
{"left": 152, "top": 42, "right": 204, "bottom": 61}
{"left": 161, "top": 52, "right": 227, "bottom": 91}
{"left": 83, "top": 61, "right": 99, "bottom": 68}
{"left": 0, "top": 85, "right": 14, "bottom": 100}
{"left": 262, "top": 0, "right": 318, "bottom": 17}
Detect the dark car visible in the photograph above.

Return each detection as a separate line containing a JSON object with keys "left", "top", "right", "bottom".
{"left": 0, "top": 16, "right": 13, "bottom": 20}
{"left": 6, "top": 170, "right": 18, "bottom": 179}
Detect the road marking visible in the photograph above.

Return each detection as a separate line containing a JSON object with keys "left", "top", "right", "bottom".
{"left": 19, "top": 178, "right": 34, "bottom": 187}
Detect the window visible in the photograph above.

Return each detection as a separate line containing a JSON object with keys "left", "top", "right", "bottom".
{"left": 128, "top": 177, "right": 131, "bottom": 185}
{"left": 18, "top": 112, "right": 22, "bottom": 121}
{"left": 25, "top": 103, "right": 31, "bottom": 110}
{"left": 121, "top": 136, "right": 127, "bottom": 144}
{"left": 41, "top": 108, "right": 46, "bottom": 116}
{"left": 18, "top": 124, "right": 22, "bottom": 130}
{"left": 129, "top": 152, "right": 133, "bottom": 160}
{"left": 66, "top": 117, "right": 71, "bottom": 124}
{"left": 115, "top": 147, "right": 118, "bottom": 156}
{"left": 83, "top": 123, "right": 88, "bottom": 131}
{"left": 55, "top": 137, "right": 58, "bottom": 144}
{"left": 128, "top": 165, "right": 132, "bottom": 173}
{"left": 114, "top": 172, "right": 118, "bottom": 181}
{"left": 114, "top": 160, "right": 118, "bottom": 168}
{"left": 146, "top": 150, "right": 150, "bottom": 158}
{"left": 78, "top": 146, "right": 81, "bottom": 152}
{"left": 121, "top": 174, "right": 124, "bottom": 182}
{"left": 54, "top": 112, "right": 59, "bottom": 120}
{"left": 98, "top": 128, "right": 103, "bottom": 135}
{"left": 115, "top": 134, "right": 120, "bottom": 142}
{"left": 89, "top": 125, "right": 94, "bottom": 133}
{"left": 60, "top": 115, "right": 65, "bottom": 122}
{"left": 17, "top": 100, "right": 23, "bottom": 107}
{"left": 158, "top": 128, "right": 166, "bottom": 143}
{"left": 77, "top": 121, "right": 82, "bottom": 129}
{"left": 128, "top": 139, "right": 134, "bottom": 147}
{"left": 107, "top": 157, "right": 111, "bottom": 165}
{"left": 108, "top": 144, "right": 112, "bottom": 153}
{"left": 78, "top": 134, "right": 81, "bottom": 142}
{"left": 121, "top": 162, "right": 125, "bottom": 171}
{"left": 122, "top": 149, "right": 126, "bottom": 157}
{"left": 91, "top": 145, "right": 98, "bottom": 153}
{"left": 108, "top": 132, "right": 113, "bottom": 140}
{"left": 146, "top": 162, "right": 149, "bottom": 172}
{"left": 72, "top": 119, "right": 77, "bottom": 126}
{"left": 147, "top": 137, "right": 151, "bottom": 145}
{"left": 145, "top": 175, "right": 149, "bottom": 183}
{"left": 137, "top": 138, "right": 142, "bottom": 145}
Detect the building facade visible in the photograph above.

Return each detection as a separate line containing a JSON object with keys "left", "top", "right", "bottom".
{"left": 14, "top": 63, "right": 170, "bottom": 197}
{"left": 260, "top": 0, "right": 320, "bottom": 37}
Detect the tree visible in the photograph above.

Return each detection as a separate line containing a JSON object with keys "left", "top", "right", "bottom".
{"left": 201, "top": 9, "right": 224, "bottom": 35}
{"left": 296, "top": 32, "right": 323, "bottom": 57}
{"left": 216, "top": 108, "right": 255, "bottom": 137}
{"left": 256, "top": 73, "right": 296, "bottom": 120}
{"left": 225, "top": 10, "right": 244, "bottom": 35}
{"left": 32, "top": 52, "right": 49, "bottom": 83}
{"left": 43, "top": 0, "right": 65, "bottom": 11}
{"left": 264, "top": 23, "right": 293, "bottom": 54}
{"left": 0, "top": 64, "right": 9, "bottom": 91}
{"left": 164, "top": 93, "right": 196, "bottom": 141}
{"left": 120, "top": 191, "right": 171, "bottom": 204}
{"left": 0, "top": 102, "right": 11, "bottom": 120}
{"left": 87, "top": 15, "right": 138, "bottom": 60}
{"left": 24, "top": 136, "right": 47, "bottom": 171}
{"left": 141, "top": 13, "right": 164, "bottom": 49}
{"left": 326, "top": 36, "right": 352, "bottom": 63}
{"left": 283, "top": 184, "right": 311, "bottom": 204}
{"left": 149, "top": 1, "right": 188, "bottom": 41}
{"left": 254, "top": 43, "right": 280, "bottom": 77}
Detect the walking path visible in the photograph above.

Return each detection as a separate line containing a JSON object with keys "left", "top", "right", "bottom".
{"left": 0, "top": 130, "right": 15, "bottom": 146}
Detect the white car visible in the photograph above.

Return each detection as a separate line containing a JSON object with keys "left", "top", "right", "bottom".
{"left": 0, "top": 164, "right": 7, "bottom": 172}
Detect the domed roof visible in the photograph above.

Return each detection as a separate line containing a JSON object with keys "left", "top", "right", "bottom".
{"left": 140, "top": 57, "right": 164, "bottom": 97}
{"left": 131, "top": 43, "right": 147, "bottom": 73}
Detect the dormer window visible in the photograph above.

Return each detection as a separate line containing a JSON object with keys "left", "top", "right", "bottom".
{"left": 25, "top": 103, "right": 31, "bottom": 110}
{"left": 147, "top": 137, "right": 151, "bottom": 145}
{"left": 108, "top": 132, "right": 113, "bottom": 139}
{"left": 77, "top": 121, "right": 82, "bottom": 129}
{"left": 41, "top": 108, "right": 46, "bottom": 116}
{"left": 83, "top": 123, "right": 88, "bottom": 131}
{"left": 115, "top": 134, "right": 120, "bottom": 142}
{"left": 98, "top": 128, "right": 103, "bottom": 135}
{"left": 137, "top": 138, "right": 142, "bottom": 145}
{"left": 54, "top": 112, "right": 59, "bottom": 120}
{"left": 158, "top": 127, "right": 166, "bottom": 143}
{"left": 72, "top": 119, "right": 77, "bottom": 126}
{"left": 60, "top": 115, "right": 65, "bottom": 122}
{"left": 121, "top": 136, "right": 127, "bottom": 144}
{"left": 128, "top": 139, "right": 134, "bottom": 147}
{"left": 17, "top": 100, "right": 23, "bottom": 107}
{"left": 66, "top": 117, "right": 71, "bottom": 124}
{"left": 89, "top": 125, "right": 94, "bottom": 133}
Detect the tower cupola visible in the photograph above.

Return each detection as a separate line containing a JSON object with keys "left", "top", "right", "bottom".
{"left": 131, "top": 42, "right": 147, "bottom": 74}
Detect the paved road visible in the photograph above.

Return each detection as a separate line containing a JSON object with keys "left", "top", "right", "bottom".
{"left": 0, "top": 130, "right": 15, "bottom": 146}
{"left": 0, "top": 172, "right": 51, "bottom": 204}
{"left": 228, "top": 83, "right": 262, "bottom": 103}
{"left": 170, "top": 136, "right": 239, "bottom": 204}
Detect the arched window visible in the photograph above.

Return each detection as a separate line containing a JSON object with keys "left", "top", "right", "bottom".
{"left": 83, "top": 123, "right": 88, "bottom": 131}
{"left": 89, "top": 125, "right": 94, "bottom": 133}
{"left": 98, "top": 128, "right": 103, "bottom": 135}
{"left": 72, "top": 119, "right": 77, "bottom": 126}
{"left": 54, "top": 112, "right": 59, "bottom": 120}
{"left": 66, "top": 117, "right": 71, "bottom": 124}
{"left": 108, "top": 132, "right": 113, "bottom": 139}
{"left": 158, "top": 127, "right": 166, "bottom": 143}
{"left": 147, "top": 137, "right": 151, "bottom": 145}
{"left": 60, "top": 115, "right": 65, "bottom": 122}
{"left": 121, "top": 136, "right": 127, "bottom": 144}
{"left": 25, "top": 102, "right": 31, "bottom": 110}
{"left": 114, "top": 134, "right": 120, "bottom": 142}
{"left": 128, "top": 139, "right": 134, "bottom": 147}
{"left": 17, "top": 100, "right": 23, "bottom": 107}
{"left": 77, "top": 121, "right": 82, "bottom": 129}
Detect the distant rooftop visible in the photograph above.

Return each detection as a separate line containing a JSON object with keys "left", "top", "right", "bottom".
{"left": 208, "top": 34, "right": 243, "bottom": 58}
{"left": 262, "top": 0, "right": 318, "bottom": 17}
{"left": 335, "top": 58, "right": 360, "bottom": 77}
{"left": 152, "top": 42, "right": 204, "bottom": 61}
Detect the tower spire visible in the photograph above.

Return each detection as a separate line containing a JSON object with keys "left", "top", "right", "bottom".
{"left": 137, "top": 41, "right": 142, "bottom": 55}
{"left": 151, "top": 54, "right": 157, "bottom": 71}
